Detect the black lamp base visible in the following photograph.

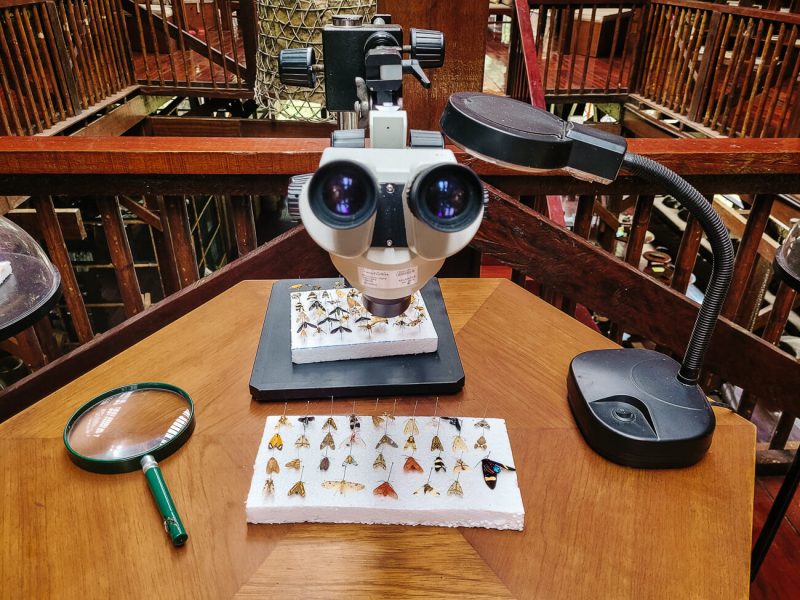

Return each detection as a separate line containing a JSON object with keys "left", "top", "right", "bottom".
{"left": 567, "top": 348, "right": 715, "bottom": 468}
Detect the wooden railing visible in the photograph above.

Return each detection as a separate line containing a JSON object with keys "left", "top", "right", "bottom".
{"left": 636, "top": 0, "right": 800, "bottom": 137}
{"left": 0, "top": 137, "right": 799, "bottom": 463}
{"left": 0, "top": 0, "right": 135, "bottom": 135}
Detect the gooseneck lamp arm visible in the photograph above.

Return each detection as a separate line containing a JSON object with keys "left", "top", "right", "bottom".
{"left": 441, "top": 92, "right": 736, "bottom": 468}
{"left": 621, "top": 153, "right": 734, "bottom": 384}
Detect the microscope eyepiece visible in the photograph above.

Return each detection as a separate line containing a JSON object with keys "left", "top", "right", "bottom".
{"left": 408, "top": 164, "right": 483, "bottom": 233}
{"left": 308, "top": 160, "right": 378, "bottom": 229}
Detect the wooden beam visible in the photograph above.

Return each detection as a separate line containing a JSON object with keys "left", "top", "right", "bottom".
{"left": 34, "top": 86, "right": 141, "bottom": 137}
{"left": 118, "top": 196, "right": 163, "bottom": 231}
{"left": 29, "top": 198, "right": 94, "bottom": 344}
{"left": 0, "top": 226, "right": 335, "bottom": 421}
{"left": 71, "top": 95, "right": 171, "bottom": 137}
{"left": 146, "top": 116, "right": 337, "bottom": 138}
{"left": 97, "top": 197, "right": 145, "bottom": 317}
{"left": 162, "top": 196, "right": 199, "bottom": 288}
{"left": 230, "top": 196, "right": 258, "bottom": 257}
{"left": 712, "top": 197, "right": 779, "bottom": 263}
{"left": 6, "top": 207, "right": 87, "bottom": 240}
{"left": 473, "top": 183, "right": 800, "bottom": 412}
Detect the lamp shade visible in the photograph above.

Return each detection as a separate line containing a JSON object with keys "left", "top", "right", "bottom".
{"left": 775, "top": 220, "right": 800, "bottom": 292}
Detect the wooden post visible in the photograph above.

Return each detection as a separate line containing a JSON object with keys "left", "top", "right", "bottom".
{"left": 162, "top": 196, "right": 199, "bottom": 288}
{"left": 31, "top": 197, "right": 94, "bottom": 344}
{"left": 145, "top": 195, "right": 181, "bottom": 296}
{"left": 671, "top": 215, "right": 704, "bottom": 294}
{"left": 230, "top": 195, "right": 258, "bottom": 257}
{"left": 237, "top": 0, "right": 258, "bottom": 88}
{"left": 97, "top": 197, "right": 145, "bottom": 317}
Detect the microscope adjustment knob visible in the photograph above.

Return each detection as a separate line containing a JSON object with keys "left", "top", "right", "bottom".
{"left": 286, "top": 173, "right": 312, "bottom": 222}
{"left": 278, "top": 48, "right": 317, "bottom": 88}
{"left": 410, "top": 29, "right": 444, "bottom": 69}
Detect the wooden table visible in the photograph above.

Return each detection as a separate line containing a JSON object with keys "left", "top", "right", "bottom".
{"left": 0, "top": 279, "right": 755, "bottom": 599}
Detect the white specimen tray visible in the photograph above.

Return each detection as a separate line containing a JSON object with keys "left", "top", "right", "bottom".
{"left": 246, "top": 414, "right": 524, "bottom": 530}
{"left": 290, "top": 288, "right": 438, "bottom": 364}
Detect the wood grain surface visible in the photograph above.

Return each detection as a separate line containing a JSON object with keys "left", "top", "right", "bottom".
{"left": 0, "top": 279, "right": 754, "bottom": 599}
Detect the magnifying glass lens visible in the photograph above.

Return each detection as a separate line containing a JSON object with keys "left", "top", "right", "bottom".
{"left": 66, "top": 388, "right": 191, "bottom": 461}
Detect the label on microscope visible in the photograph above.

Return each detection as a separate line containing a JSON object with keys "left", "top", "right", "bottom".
{"left": 358, "top": 266, "right": 418, "bottom": 289}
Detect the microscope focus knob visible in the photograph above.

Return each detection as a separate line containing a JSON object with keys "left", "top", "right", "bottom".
{"left": 278, "top": 48, "right": 317, "bottom": 88}
{"left": 410, "top": 29, "right": 444, "bottom": 69}
{"left": 286, "top": 173, "right": 312, "bottom": 222}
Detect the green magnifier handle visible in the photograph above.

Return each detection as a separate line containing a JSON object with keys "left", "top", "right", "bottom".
{"left": 141, "top": 455, "right": 188, "bottom": 547}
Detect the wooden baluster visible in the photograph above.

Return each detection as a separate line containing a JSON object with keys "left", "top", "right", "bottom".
{"left": 660, "top": 8, "right": 687, "bottom": 108}
{"left": 211, "top": 0, "right": 231, "bottom": 87}
{"left": 726, "top": 18, "right": 763, "bottom": 136}
{"left": 737, "top": 21, "right": 775, "bottom": 137}
{"left": 75, "top": 0, "right": 112, "bottom": 97}
{"left": 709, "top": 18, "right": 749, "bottom": 132}
{"left": 131, "top": 0, "right": 153, "bottom": 85}
{"left": 221, "top": 0, "right": 242, "bottom": 85}
{"left": 615, "top": 3, "right": 638, "bottom": 91}
{"left": 673, "top": 9, "right": 707, "bottom": 113}
{"left": 238, "top": 0, "right": 257, "bottom": 88}
{"left": 760, "top": 25, "right": 798, "bottom": 137}
{"left": 671, "top": 215, "right": 703, "bottom": 294}
{"left": 602, "top": 4, "right": 623, "bottom": 94}
{"left": 0, "top": 37, "right": 22, "bottom": 135}
{"left": 61, "top": 0, "right": 97, "bottom": 106}
{"left": 155, "top": 0, "right": 178, "bottom": 85}
{"left": 6, "top": 8, "right": 44, "bottom": 132}
{"left": 691, "top": 12, "right": 729, "bottom": 124}
{"left": 230, "top": 195, "right": 258, "bottom": 257}
{"left": 543, "top": 4, "right": 557, "bottom": 94}
{"left": 143, "top": 0, "right": 165, "bottom": 86}
{"left": 648, "top": 5, "right": 673, "bottom": 98}
{"left": 561, "top": 194, "right": 596, "bottom": 319}
{"left": 31, "top": 197, "right": 94, "bottom": 344}
{"left": 748, "top": 23, "right": 785, "bottom": 137}
{"left": 637, "top": 3, "right": 661, "bottom": 95}
{"left": 146, "top": 196, "right": 181, "bottom": 296}
{"left": 18, "top": 7, "right": 56, "bottom": 128}
{"left": 98, "top": 0, "right": 127, "bottom": 88}
{"left": 198, "top": 0, "right": 219, "bottom": 89}
{"left": 721, "top": 195, "right": 775, "bottom": 322}
{"left": 577, "top": 5, "right": 596, "bottom": 96}
{"left": 162, "top": 196, "right": 200, "bottom": 288}
{"left": 86, "top": 0, "right": 121, "bottom": 92}
{"left": 775, "top": 26, "right": 800, "bottom": 136}
{"left": 566, "top": 4, "right": 583, "bottom": 96}
{"left": 738, "top": 282, "right": 797, "bottom": 420}
{"left": 40, "top": 2, "right": 81, "bottom": 117}
{"left": 98, "top": 197, "right": 145, "bottom": 318}
{"left": 170, "top": 0, "right": 192, "bottom": 87}
{"left": 29, "top": 5, "right": 66, "bottom": 123}
{"left": 32, "top": 317, "right": 60, "bottom": 362}
{"left": 113, "top": 0, "right": 137, "bottom": 83}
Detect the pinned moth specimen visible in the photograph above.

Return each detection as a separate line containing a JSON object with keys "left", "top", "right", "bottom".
{"left": 430, "top": 435, "right": 444, "bottom": 452}
{"left": 481, "top": 458, "right": 516, "bottom": 490}
{"left": 403, "top": 456, "right": 424, "bottom": 473}
{"left": 288, "top": 478, "right": 306, "bottom": 498}
{"left": 414, "top": 483, "right": 440, "bottom": 496}
{"left": 376, "top": 434, "right": 398, "bottom": 449}
{"left": 308, "top": 300, "right": 324, "bottom": 312}
{"left": 349, "top": 414, "right": 361, "bottom": 430}
{"left": 266, "top": 457, "right": 280, "bottom": 475}
{"left": 289, "top": 283, "right": 304, "bottom": 289}
{"left": 373, "top": 464, "right": 398, "bottom": 499}
{"left": 434, "top": 455, "right": 446, "bottom": 472}
{"left": 262, "top": 478, "right": 275, "bottom": 496}
{"left": 373, "top": 452, "right": 387, "bottom": 470}
{"left": 294, "top": 302, "right": 304, "bottom": 312}
{"left": 323, "top": 417, "right": 338, "bottom": 431}
{"left": 358, "top": 322, "right": 376, "bottom": 337}
{"left": 295, "top": 434, "right": 310, "bottom": 449}
{"left": 320, "top": 431, "right": 336, "bottom": 451}
{"left": 334, "top": 280, "right": 344, "bottom": 289}
{"left": 268, "top": 433, "right": 284, "bottom": 451}
{"left": 448, "top": 478, "right": 464, "bottom": 497}
{"left": 343, "top": 454, "right": 358, "bottom": 466}
{"left": 321, "top": 291, "right": 330, "bottom": 300}
{"left": 408, "top": 318, "right": 424, "bottom": 328}
{"left": 452, "top": 435, "right": 468, "bottom": 453}
{"left": 474, "top": 435, "right": 488, "bottom": 451}
{"left": 354, "top": 315, "right": 371, "bottom": 324}
{"left": 319, "top": 456, "right": 330, "bottom": 471}
{"left": 298, "top": 416, "right": 315, "bottom": 426}
{"left": 329, "top": 305, "right": 349, "bottom": 318}
{"left": 372, "top": 415, "right": 384, "bottom": 427}
{"left": 343, "top": 430, "right": 364, "bottom": 448}
{"left": 285, "top": 458, "right": 302, "bottom": 470}
{"left": 307, "top": 291, "right": 317, "bottom": 300}
{"left": 454, "top": 459, "right": 471, "bottom": 473}
{"left": 317, "top": 316, "right": 340, "bottom": 329}
{"left": 403, "top": 419, "right": 419, "bottom": 437}
{"left": 322, "top": 468, "right": 365, "bottom": 495}
{"left": 296, "top": 320, "right": 321, "bottom": 336}
{"left": 275, "top": 406, "right": 291, "bottom": 430}
{"left": 475, "top": 419, "right": 491, "bottom": 430}
{"left": 404, "top": 435, "right": 417, "bottom": 451}
{"left": 331, "top": 325, "right": 352, "bottom": 335}
{"left": 394, "top": 319, "right": 409, "bottom": 328}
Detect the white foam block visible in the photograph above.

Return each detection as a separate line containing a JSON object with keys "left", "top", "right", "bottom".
{"left": 0, "top": 261, "right": 10, "bottom": 287}
{"left": 246, "top": 414, "right": 524, "bottom": 530}
{"left": 290, "top": 287, "right": 438, "bottom": 364}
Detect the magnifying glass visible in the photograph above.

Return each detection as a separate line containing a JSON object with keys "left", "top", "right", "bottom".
{"left": 64, "top": 383, "right": 195, "bottom": 546}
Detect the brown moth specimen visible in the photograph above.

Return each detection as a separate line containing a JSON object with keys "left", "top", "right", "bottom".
{"left": 403, "top": 456, "right": 424, "bottom": 473}
{"left": 266, "top": 457, "right": 280, "bottom": 474}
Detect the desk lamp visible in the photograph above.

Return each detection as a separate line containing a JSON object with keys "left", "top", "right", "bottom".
{"left": 441, "top": 93, "right": 735, "bottom": 468}
{"left": 750, "top": 219, "right": 800, "bottom": 577}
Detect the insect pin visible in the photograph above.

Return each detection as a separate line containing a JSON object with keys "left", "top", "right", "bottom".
{"left": 373, "top": 464, "right": 398, "bottom": 499}
{"left": 288, "top": 467, "right": 306, "bottom": 498}
{"left": 430, "top": 397, "right": 440, "bottom": 427}
{"left": 475, "top": 409, "right": 490, "bottom": 430}
{"left": 404, "top": 400, "right": 419, "bottom": 436}
{"left": 268, "top": 433, "right": 283, "bottom": 451}
{"left": 372, "top": 398, "right": 384, "bottom": 427}
{"left": 481, "top": 456, "right": 516, "bottom": 490}
{"left": 323, "top": 396, "right": 337, "bottom": 431}
{"left": 275, "top": 403, "right": 291, "bottom": 429}
{"left": 474, "top": 435, "right": 488, "bottom": 451}
{"left": 266, "top": 457, "right": 280, "bottom": 474}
